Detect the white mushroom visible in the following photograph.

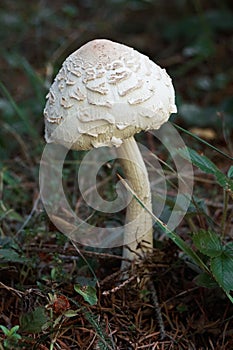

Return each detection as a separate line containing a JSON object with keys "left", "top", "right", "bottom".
{"left": 44, "top": 39, "right": 177, "bottom": 268}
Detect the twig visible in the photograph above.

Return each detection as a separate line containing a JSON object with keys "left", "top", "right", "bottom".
{"left": 147, "top": 280, "right": 166, "bottom": 340}
{"left": 102, "top": 276, "right": 136, "bottom": 295}
{"left": 163, "top": 286, "right": 199, "bottom": 305}
{"left": 0, "top": 282, "right": 24, "bottom": 297}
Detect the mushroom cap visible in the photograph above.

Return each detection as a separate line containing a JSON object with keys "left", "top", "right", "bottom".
{"left": 44, "top": 39, "right": 177, "bottom": 150}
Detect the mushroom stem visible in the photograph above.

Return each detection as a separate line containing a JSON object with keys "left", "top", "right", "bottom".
{"left": 116, "top": 136, "right": 153, "bottom": 268}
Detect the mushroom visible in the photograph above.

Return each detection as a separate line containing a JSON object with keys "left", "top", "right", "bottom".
{"left": 44, "top": 39, "right": 177, "bottom": 268}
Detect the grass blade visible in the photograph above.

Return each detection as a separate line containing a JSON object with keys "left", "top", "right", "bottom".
{"left": 172, "top": 122, "right": 233, "bottom": 161}
{"left": 0, "top": 80, "right": 38, "bottom": 138}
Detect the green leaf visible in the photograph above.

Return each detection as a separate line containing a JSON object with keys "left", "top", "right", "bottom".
{"left": 8, "top": 325, "right": 20, "bottom": 335}
{"left": 0, "top": 325, "right": 10, "bottom": 335}
{"left": 226, "top": 242, "right": 233, "bottom": 250}
{"left": 0, "top": 248, "right": 28, "bottom": 263}
{"left": 215, "top": 170, "right": 233, "bottom": 193}
{"left": 227, "top": 166, "right": 233, "bottom": 179}
{"left": 64, "top": 309, "right": 79, "bottom": 318}
{"left": 194, "top": 272, "right": 218, "bottom": 289}
{"left": 75, "top": 276, "right": 97, "bottom": 287}
{"left": 179, "top": 147, "right": 219, "bottom": 174}
{"left": 74, "top": 284, "right": 98, "bottom": 306}
{"left": 20, "top": 307, "right": 48, "bottom": 333}
{"left": 211, "top": 250, "right": 233, "bottom": 292}
{"left": 2, "top": 170, "right": 20, "bottom": 186}
{"left": 193, "top": 230, "right": 222, "bottom": 257}
{"left": 0, "top": 207, "right": 24, "bottom": 222}
{"left": 178, "top": 147, "right": 233, "bottom": 192}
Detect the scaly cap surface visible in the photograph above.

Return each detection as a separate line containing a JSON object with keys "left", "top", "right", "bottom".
{"left": 44, "top": 39, "right": 177, "bottom": 149}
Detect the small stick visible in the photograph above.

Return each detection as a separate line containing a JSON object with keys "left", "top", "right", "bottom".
{"left": 0, "top": 282, "right": 24, "bottom": 297}
{"left": 102, "top": 276, "right": 136, "bottom": 295}
{"left": 147, "top": 279, "right": 166, "bottom": 340}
